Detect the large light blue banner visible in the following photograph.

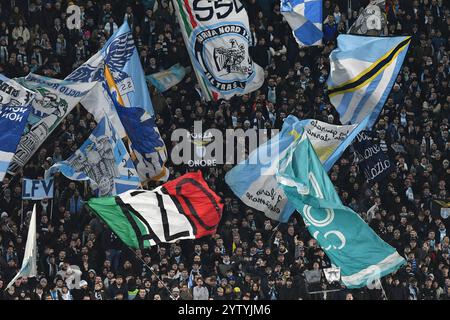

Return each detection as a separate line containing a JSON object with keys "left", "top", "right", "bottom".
{"left": 277, "top": 137, "right": 405, "bottom": 288}
{"left": 66, "top": 22, "right": 168, "bottom": 182}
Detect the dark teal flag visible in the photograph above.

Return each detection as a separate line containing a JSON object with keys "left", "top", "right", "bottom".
{"left": 277, "top": 137, "right": 405, "bottom": 288}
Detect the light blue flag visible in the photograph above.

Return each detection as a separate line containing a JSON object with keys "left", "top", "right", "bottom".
{"left": 225, "top": 115, "right": 367, "bottom": 222}
{"left": 225, "top": 116, "right": 307, "bottom": 222}
{"left": 277, "top": 137, "right": 405, "bottom": 288}
{"left": 0, "top": 105, "right": 31, "bottom": 182}
{"left": 145, "top": 64, "right": 187, "bottom": 92}
{"left": 47, "top": 117, "right": 140, "bottom": 196}
{"left": 22, "top": 178, "right": 54, "bottom": 200}
{"left": 0, "top": 74, "right": 35, "bottom": 181}
{"left": 327, "top": 35, "right": 411, "bottom": 129}
{"left": 65, "top": 22, "right": 168, "bottom": 182}
{"left": 281, "top": 0, "right": 323, "bottom": 46}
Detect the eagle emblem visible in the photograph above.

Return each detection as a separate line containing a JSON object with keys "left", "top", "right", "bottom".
{"left": 65, "top": 32, "right": 135, "bottom": 83}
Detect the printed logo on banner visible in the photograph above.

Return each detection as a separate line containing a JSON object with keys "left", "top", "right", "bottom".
{"left": 192, "top": 22, "right": 257, "bottom": 93}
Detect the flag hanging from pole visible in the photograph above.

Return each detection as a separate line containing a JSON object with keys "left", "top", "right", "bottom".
{"left": 8, "top": 74, "right": 95, "bottom": 174}
{"left": 145, "top": 63, "right": 187, "bottom": 92}
{"left": 225, "top": 115, "right": 368, "bottom": 222}
{"left": 348, "top": 0, "right": 387, "bottom": 36}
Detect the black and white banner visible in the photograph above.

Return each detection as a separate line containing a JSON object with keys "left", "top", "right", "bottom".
{"left": 353, "top": 131, "right": 393, "bottom": 183}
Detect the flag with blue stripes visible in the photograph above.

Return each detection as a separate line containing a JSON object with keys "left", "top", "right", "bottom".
{"left": 145, "top": 64, "right": 187, "bottom": 92}
{"left": 281, "top": 0, "right": 323, "bottom": 46}
{"left": 277, "top": 137, "right": 405, "bottom": 288}
{"left": 47, "top": 117, "right": 140, "bottom": 196}
{"left": 225, "top": 115, "right": 368, "bottom": 222}
{"left": 327, "top": 35, "right": 411, "bottom": 129}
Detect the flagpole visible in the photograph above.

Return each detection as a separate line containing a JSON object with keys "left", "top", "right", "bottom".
{"left": 50, "top": 198, "right": 54, "bottom": 222}
{"left": 20, "top": 199, "right": 24, "bottom": 231}
{"left": 129, "top": 247, "right": 175, "bottom": 300}
{"left": 380, "top": 281, "right": 388, "bottom": 300}
{"left": 269, "top": 222, "right": 281, "bottom": 242}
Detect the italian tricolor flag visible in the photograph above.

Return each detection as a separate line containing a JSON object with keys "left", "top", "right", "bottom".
{"left": 87, "top": 171, "right": 223, "bottom": 249}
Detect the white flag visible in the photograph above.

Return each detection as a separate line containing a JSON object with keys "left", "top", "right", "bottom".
{"left": 6, "top": 204, "right": 38, "bottom": 290}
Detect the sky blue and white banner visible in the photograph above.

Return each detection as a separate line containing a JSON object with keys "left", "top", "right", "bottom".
{"left": 277, "top": 137, "right": 405, "bottom": 288}
{"left": 327, "top": 35, "right": 411, "bottom": 129}
{"left": 65, "top": 22, "right": 168, "bottom": 182}
{"left": 46, "top": 117, "right": 140, "bottom": 196}
{"left": 0, "top": 105, "right": 31, "bottom": 182}
{"left": 352, "top": 131, "right": 393, "bottom": 183}
{"left": 145, "top": 63, "right": 187, "bottom": 92}
{"left": 281, "top": 0, "right": 323, "bottom": 46}
{"left": 6, "top": 204, "right": 38, "bottom": 290}
{"left": 22, "top": 178, "right": 54, "bottom": 200}
{"left": 8, "top": 74, "right": 95, "bottom": 174}
{"left": 225, "top": 115, "right": 367, "bottom": 221}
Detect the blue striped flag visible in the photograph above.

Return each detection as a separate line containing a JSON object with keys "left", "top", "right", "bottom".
{"left": 46, "top": 117, "right": 140, "bottom": 196}
{"left": 327, "top": 35, "right": 411, "bottom": 129}
{"left": 281, "top": 0, "right": 323, "bottom": 46}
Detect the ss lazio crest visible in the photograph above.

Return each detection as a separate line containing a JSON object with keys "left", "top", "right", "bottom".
{"left": 193, "top": 23, "right": 256, "bottom": 93}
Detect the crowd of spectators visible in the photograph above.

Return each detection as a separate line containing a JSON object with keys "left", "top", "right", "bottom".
{"left": 0, "top": 0, "right": 449, "bottom": 300}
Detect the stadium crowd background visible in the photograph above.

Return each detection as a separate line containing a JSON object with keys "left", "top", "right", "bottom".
{"left": 0, "top": 0, "right": 449, "bottom": 300}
